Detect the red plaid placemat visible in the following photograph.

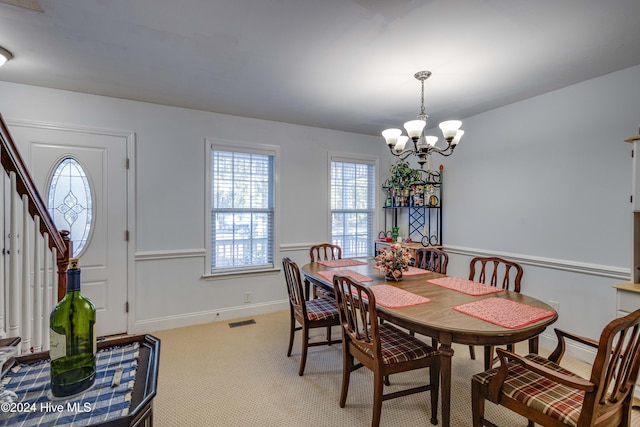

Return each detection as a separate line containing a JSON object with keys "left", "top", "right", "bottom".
{"left": 357, "top": 284, "right": 431, "bottom": 308}
{"left": 402, "top": 266, "right": 431, "bottom": 276}
{"left": 453, "top": 297, "right": 555, "bottom": 328}
{"left": 317, "top": 259, "right": 367, "bottom": 268}
{"left": 427, "top": 276, "right": 504, "bottom": 296}
{"left": 318, "top": 269, "right": 373, "bottom": 283}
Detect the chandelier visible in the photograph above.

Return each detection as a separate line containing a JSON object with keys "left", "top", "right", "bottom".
{"left": 382, "top": 71, "right": 464, "bottom": 169}
{"left": 0, "top": 46, "right": 12, "bottom": 67}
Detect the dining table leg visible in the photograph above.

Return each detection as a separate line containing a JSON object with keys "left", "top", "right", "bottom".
{"left": 303, "top": 278, "right": 311, "bottom": 301}
{"left": 438, "top": 335, "right": 455, "bottom": 427}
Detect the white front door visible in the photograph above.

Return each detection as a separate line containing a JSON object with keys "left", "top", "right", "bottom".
{"left": 9, "top": 122, "right": 130, "bottom": 336}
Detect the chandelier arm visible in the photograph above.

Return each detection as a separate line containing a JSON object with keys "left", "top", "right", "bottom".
{"left": 390, "top": 143, "right": 457, "bottom": 160}
{"left": 429, "top": 145, "right": 456, "bottom": 157}
{"left": 426, "top": 142, "right": 457, "bottom": 156}
{"left": 398, "top": 151, "right": 415, "bottom": 161}
{"left": 388, "top": 147, "right": 416, "bottom": 161}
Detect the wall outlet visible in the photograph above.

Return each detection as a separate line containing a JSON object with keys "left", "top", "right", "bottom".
{"left": 549, "top": 300, "right": 560, "bottom": 313}
{"left": 244, "top": 292, "right": 252, "bottom": 303}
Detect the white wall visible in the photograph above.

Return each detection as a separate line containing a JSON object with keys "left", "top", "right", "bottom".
{"left": 1, "top": 63, "right": 639, "bottom": 359}
{"left": 0, "top": 80, "right": 389, "bottom": 333}
{"left": 435, "top": 64, "right": 640, "bottom": 358}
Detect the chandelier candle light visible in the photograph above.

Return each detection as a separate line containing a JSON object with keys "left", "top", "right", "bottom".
{"left": 382, "top": 71, "right": 464, "bottom": 170}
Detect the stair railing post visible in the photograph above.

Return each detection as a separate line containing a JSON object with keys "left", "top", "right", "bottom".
{"left": 56, "top": 230, "right": 71, "bottom": 302}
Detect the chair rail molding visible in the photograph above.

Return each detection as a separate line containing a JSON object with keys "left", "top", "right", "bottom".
{"left": 445, "top": 245, "right": 630, "bottom": 281}
{"left": 134, "top": 248, "right": 206, "bottom": 261}
{"left": 280, "top": 243, "right": 324, "bottom": 253}
{"left": 136, "top": 244, "right": 342, "bottom": 259}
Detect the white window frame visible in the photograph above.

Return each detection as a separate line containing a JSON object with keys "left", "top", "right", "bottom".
{"left": 328, "top": 152, "right": 378, "bottom": 258}
{"left": 204, "top": 139, "right": 280, "bottom": 277}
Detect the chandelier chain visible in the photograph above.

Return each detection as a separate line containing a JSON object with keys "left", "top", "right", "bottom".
{"left": 420, "top": 78, "right": 426, "bottom": 117}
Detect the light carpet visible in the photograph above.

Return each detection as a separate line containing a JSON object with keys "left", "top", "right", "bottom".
{"left": 151, "top": 310, "right": 640, "bottom": 427}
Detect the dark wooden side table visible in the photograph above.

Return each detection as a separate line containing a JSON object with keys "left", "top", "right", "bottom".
{"left": 1, "top": 334, "right": 160, "bottom": 427}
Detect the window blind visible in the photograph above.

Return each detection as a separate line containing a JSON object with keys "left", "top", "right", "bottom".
{"left": 211, "top": 149, "right": 274, "bottom": 271}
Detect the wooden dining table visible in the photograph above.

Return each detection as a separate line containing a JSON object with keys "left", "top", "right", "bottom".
{"left": 302, "top": 258, "right": 557, "bottom": 427}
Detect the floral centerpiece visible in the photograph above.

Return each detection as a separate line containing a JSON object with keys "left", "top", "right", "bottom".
{"left": 375, "top": 244, "right": 410, "bottom": 281}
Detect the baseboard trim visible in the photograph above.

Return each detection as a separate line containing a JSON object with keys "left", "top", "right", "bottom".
{"left": 132, "top": 300, "right": 288, "bottom": 334}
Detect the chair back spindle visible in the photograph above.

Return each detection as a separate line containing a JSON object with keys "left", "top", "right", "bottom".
{"left": 469, "top": 256, "right": 523, "bottom": 292}
{"left": 309, "top": 243, "right": 342, "bottom": 299}
{"left": 415, "top": 248, "right": 448, "bottom": 274}
{"left": 309, "top": 243, "right": 342, "bottom": 263}
{"left": 333, "top": 275, "right": 378, "bottom": 355}
{"left": 282, "top": 257, "right": 307, "bottom": 318}
{"left": 587, "top": 313, "right": 640, "bottom": 414}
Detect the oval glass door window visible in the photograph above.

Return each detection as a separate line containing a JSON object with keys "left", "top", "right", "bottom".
{"left": 47, "top": 157, "right": 93, "bottom": 258}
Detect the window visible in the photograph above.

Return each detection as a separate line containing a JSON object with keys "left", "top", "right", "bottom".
{"left": 330, "top": 156, "right": 376, "bottom": 257}
{"left": 208, "top": 142, "right": 277, "bottom": 273}
{"left": 47, "top": 157, "right": 93, "bottom": 258}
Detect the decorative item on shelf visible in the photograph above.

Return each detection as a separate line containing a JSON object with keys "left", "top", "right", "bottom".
{"left": 385, "top": 160, "right": 426, "bottom": 208}
{"left": 388, "top": 160, "right": 421, "bottom": 189}
{"left": 391, "top": 227, "right": 399, "bottom": 241}
{"left": 381, "top": 71, "right": 464, "bottom": 171}
{"left": 375, "top": 244, "right": 410, "bottom": 281}
{"left": 378, "top": 230, "right": 394, "bottom": 242}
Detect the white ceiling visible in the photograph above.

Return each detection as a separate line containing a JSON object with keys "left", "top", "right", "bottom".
{"left": 1, "top": 0, "right": 640, "bottom": 136}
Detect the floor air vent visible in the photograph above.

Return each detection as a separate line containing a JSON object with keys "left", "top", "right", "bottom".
{"left": 228, "top": 319, "right": 256, "bottom": 328}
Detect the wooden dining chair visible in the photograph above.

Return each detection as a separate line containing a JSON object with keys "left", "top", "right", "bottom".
{"left": 332, "top": 274, "right": 440, "bottom": 427}
{"left": 308, "top": 243, "right": 342, "bottom": 299}
{"left": 468, "top": 256, "right": 524, "bottom": 370}
{"left": 472, "top": 308, "right": 640, "bottom": 427}
{"left": 414, "top": 247, "right": 449, "bottom": 274}
{"left": 282, "top": 257, "right": 341, "bottom": 376}
{"left": 412, "top": 247, "right": 449, "bottom": 342}
{"left": 309, "top": 242, "right": 342, "bottom": 263}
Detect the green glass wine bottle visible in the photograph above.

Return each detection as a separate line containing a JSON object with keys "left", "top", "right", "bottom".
{"left": 49, "top": 258, "right": 97, "bottom": 397}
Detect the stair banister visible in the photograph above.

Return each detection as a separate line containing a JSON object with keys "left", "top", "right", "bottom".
{"left": 0, "top": 113, "right": 71, "bottom": 301}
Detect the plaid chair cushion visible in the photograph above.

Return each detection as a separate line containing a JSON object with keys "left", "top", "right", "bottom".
{"left": 305, "top": 297, "right": 339, "bottom": 321}
{"left": 473, "top": 354, "right": 585, "bottom": 426}
{"left": 360, "top": 323, "right": 438, "bottom": 365}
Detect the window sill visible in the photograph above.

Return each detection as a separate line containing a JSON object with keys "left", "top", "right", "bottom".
{"left": 202, "top": 266, "right": 281, "bottom": 280}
